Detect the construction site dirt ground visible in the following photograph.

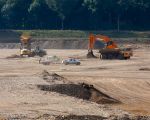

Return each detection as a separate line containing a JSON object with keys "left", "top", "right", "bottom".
{"left": 0, "top": 48, "right": 150, "bottom": 119}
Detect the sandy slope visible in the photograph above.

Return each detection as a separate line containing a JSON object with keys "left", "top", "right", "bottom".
{"left": 0, "top": 48, "right": 150, "bottom": 119}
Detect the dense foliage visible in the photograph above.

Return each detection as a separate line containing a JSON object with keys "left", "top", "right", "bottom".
{"left": 0, "top": 0, "right": 150, "bottom": 30}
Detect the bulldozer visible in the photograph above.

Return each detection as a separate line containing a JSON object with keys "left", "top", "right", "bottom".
{"left": 20, "top": 35, "right": 47, "bottom": 57}
{"left": 87, "top": 34, "right": 133, "bottom": 60}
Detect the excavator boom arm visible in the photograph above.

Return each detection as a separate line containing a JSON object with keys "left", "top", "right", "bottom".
{"left": 88, "top": 34, "right": 118, "bottom": 50}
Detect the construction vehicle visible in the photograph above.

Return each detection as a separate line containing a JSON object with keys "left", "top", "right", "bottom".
{"left": 87, "top": 34, "right": 133, "bottom": 60}
{"left": 20, "top": 35, "right": 47, "bottom": 57}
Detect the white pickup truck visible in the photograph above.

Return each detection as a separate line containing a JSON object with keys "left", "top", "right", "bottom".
{"left": 62, "top": 58, "right": 80, "bottom": 65}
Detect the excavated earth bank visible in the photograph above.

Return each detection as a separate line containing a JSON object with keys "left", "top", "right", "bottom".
{"left": 38, "top": 70, "right": 120, "bottom": 104}
{"left": 37, "top": 83, "right": 120, "bottom": 104}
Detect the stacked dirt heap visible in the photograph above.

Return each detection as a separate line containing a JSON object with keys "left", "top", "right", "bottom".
{"left": 40, "top": 70, "right": 67, "bottom": 84}
{"left": 38, "top": 70, "right": 120, "bottom": 104}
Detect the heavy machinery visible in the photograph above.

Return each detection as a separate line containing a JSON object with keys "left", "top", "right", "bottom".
{"left": 20, "top": 35, "right": 32, "bottom": 57}
{"left": 87, "top": 34, "right": 133, "bottom": 60}
{"left": 20, "top": 35, "right": 47, "bottom": 57}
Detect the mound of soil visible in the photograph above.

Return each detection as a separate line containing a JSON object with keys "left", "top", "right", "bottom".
{"left": 6, "top": 54, "right": 22, "bottom": 59}
{"left": 40, "top": 70, "right": 66, "bottom": 84}
{"left": 37, "top": 83, "right": 120, "bottom": 104}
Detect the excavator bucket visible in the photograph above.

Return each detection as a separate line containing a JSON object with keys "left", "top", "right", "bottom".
{"left": 87, "top": 34, "right": 97, "bottom": 58}
{"left": 87, "top": 50, "right": 97, "bottom": 58}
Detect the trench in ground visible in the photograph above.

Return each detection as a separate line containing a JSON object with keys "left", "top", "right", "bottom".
{"left": 37, "top": 83, "right": 120, "bottom": 104}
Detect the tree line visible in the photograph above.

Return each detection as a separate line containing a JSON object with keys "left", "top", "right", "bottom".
{"left": 0, "top": 0, "right": 150, "bottom": 30}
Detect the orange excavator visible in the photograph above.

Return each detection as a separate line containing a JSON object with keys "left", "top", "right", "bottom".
{"left": 87, "top": 34, "right": 133, "bottom": 60}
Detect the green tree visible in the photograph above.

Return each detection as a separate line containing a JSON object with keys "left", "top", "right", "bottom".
{"left": 1, "top": 0, "right": 32, "bottom": 29}
{"left": 83, "top": 0, "right": 97, "bottom": 13}
{"left": 28, "top": 0, "right": 59, "bottom": 29}
{"left": 54, "top": 0, "right": 80, "bottom": 29}
{"left": 0, "top": 0, "right": 150, "bottom": 30}
{"left": 0, "top": 0, "right": 6, "bottom": 28}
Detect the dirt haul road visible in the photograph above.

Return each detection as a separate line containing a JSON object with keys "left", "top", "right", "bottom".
{"left": 0, "top": 48, "right": 150, "bottom": 119}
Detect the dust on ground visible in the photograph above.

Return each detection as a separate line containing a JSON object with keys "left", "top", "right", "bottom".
{"left": 0, "top": 48, "right": 150, "bottom": 119}
{"left": 6, "top": 54, "right": 22, "bottom": 59}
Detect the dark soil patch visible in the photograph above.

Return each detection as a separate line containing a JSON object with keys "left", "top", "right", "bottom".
{"left": 139, "top": 68, "right": 150, "bottom": 71}
{"left": 55, "top": 115, "right": 106, "bottom": 120}
{"left": 134, "top": 116, "right": 150, "bottom": 120}
{"left": 88, "top": 67, "right": 108, "bottom": 71}
{"left": 37, "top": 83, "right": 120, "bottom": 104}
{"left": 55, "top": 115, "right": 150, "bottom": 120}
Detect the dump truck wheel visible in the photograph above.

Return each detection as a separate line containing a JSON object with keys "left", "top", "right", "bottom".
{"left": 38, "top": 51, "right": 46, "bottom": 57}
{"left": 28, "top": 54, "right": 33, "bottom": 57}
{"left": 127, "top": 57, "right": 130, "bottom": 59}
{"left": 76, "top": 62, "right": 80, "bottom": 65}
{"left": 99, "top": 54, "right": 102, "bottom": 59}
{"left": 101, "top": 54, "right": 107, "bottom": 59}
{"left": 28, "top": 53, "right": 35, "bottom": 57}
{"left": 64, "top": 62, "right": 68, "bottom": 65}
{"left": 125, "top": 57, "right": 130, "bottom": 60}
{"left": 117, "top": 54, "right": 124, "bottom": 60}
{"left": 39, "top": 54, "right": 44, "bottom": 57}
{"left": 107, "top": 54, "right": 113, "bottom": 59}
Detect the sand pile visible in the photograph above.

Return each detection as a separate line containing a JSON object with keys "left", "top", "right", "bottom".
{"left": 40, "top": 70, "right": 67, "bottom": 84}
{"left": 37, "top": 83, "right": 120, "bottom": 104}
